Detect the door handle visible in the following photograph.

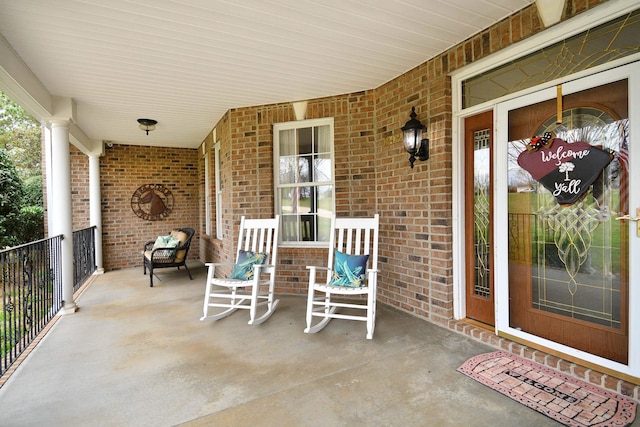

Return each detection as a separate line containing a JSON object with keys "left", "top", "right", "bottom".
{"left": 615, "top": 208, "right": 640, "bottom": 237}
{"left": 614, "top": 214, "right": 640, "bottom": 221}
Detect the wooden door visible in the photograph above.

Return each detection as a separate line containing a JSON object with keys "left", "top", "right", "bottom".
{"left": 465, "top": 111, "right": 495, "bottom": 326}
{"left": 505, "top": 79, "right": 629, "bottom": 363}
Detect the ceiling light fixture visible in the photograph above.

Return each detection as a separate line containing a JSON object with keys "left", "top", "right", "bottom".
{"left": 137, "top": 118, "right": 157, "bottom": 135}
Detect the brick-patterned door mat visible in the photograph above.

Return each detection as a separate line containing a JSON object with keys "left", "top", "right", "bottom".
{"left": 457, "top": 351, "right": 637, "bottom": 427}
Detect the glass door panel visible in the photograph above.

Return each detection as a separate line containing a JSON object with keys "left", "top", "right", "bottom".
{"left": 504, "top": 79, "right": 630, "bottom": 363}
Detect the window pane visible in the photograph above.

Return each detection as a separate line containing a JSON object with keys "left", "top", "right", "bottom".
{"left": 298, "top": 186, "right": 312, "bottom": 213}
{"left": 298, "top": 156, "right": 311, "bottom": 183}
{"left": 317, "top": 185, "right": 333, "bottom": 214}
{"left": 298, "top": 127, "right": 312, "bottom": 154}
{"left": 279, "top": 129, "right": 296, "bottom": 156}
{"left": 316, "top": 125, "right": 331, "bottom": 153}
{"left": 314, "top": 154, "right": 332, "bottom": 182}
{"left": 317, "top": 215, "right": 332, "bottom": 242}
{"left": 278, "top": 188, "right": 295, "bottom": 214}
{"left": 279, "top": 156, "right": 297, "bottom": 184}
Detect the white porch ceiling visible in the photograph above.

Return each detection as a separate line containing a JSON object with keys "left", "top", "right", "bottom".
{"left": 0, "top": 0, "right": 534, "bottom": 149}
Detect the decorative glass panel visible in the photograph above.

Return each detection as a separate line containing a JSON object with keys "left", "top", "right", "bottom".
{"left": 508, "top": 108, "right": 628, "bottom": 329}
{"left": 474, "top": 128, "right": 491, "bottom": 298}
{"left": 463, "top": 10, "right": 640, "bottom": 108}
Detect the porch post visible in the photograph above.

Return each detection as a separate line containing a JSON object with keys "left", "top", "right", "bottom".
{"left": 89, "top": 153, "right": 104, "bottom": 273}
{"left": 49, "top": 119, "right": 78, "bottom": 314}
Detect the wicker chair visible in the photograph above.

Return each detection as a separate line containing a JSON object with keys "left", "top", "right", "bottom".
{"left": 142, "top": 227, "right": 195, "bottom": 287}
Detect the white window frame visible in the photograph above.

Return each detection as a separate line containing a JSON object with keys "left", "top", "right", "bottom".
{"left": 214, "top": 141, "right": 222, "bottom": 238}
{"left": 204, "top": 147, "right": 211, "bottom": 236}
{"left": 273, "top": 117, "right": 335, "bottom": 247}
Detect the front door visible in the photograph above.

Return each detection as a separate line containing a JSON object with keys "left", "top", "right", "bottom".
{"left": 496, "top": 64, "right": 639, "bottom": 365}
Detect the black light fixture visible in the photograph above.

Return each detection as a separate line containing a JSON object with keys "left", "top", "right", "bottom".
{"left": 401, "top": 106, "right": 429, "bottom": 168}
{"left": 137, "top": 118, "right": 157, "bottom": 135}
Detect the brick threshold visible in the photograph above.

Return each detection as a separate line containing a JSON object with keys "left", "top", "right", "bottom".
{"left": 446, "top": 318, "right": 640, "bottom": 403}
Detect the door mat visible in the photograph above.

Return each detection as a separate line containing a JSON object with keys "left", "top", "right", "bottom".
{"left": 457, "top": 351, "right": 637, "bottom": 427}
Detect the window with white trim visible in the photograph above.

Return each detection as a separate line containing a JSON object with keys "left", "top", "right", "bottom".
{"left": 204, "top": 151, "right": 211, "bottom": 236}
{"left": 274, "top": 118, "right": 334, "bottom": 245}
{"left": 214, "top": 141, "right": 222, "bottom": 238}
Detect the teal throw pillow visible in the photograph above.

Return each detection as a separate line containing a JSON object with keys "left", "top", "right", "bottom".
{"left": 151, "top": 234, "right": 180, "bottom": 258}
{"left": 230, "top": 250, "right": 268, "bottom": 280}
{"left": 152, "top": 234, "right": 180, "bottom": 249}
{"left": 328, "top": 250, "right": 369, "bottom": 287}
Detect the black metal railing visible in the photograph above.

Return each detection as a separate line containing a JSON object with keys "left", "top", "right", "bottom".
{"left": 1, "top": 228, "right": 97, "bottom": 377}
{"left": 73, "top": 226, "right": 97, "bottom": 292}
{"left": 1, "top": 235, "right": 63, "bottom": 376}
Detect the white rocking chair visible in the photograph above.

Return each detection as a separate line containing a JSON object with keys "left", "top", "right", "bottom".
{"left": 201, "top": 216, "right": 280, "bottom": 325}
{"left": 305, "top": 214, "right": 379, "bottom": 339}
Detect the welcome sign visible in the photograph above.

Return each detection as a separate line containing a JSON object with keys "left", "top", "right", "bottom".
{"left": 517, "top": 137, "right": 612, "bottom": 205}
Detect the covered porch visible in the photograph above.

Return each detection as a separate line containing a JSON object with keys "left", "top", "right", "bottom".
{"left": 1, "top": 0, "right": 640, "bottom": 419}
{"left": 0, "top": 263, "right": 560, "bottom": 426}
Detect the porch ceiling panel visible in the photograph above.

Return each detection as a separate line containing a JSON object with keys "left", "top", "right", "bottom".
{"left": 0, "top": 0, "right": 533, "bottom": 148}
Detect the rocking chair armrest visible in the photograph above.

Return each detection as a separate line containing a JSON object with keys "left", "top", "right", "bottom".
{"left": 204, "top": 262, "right": 235, "bottom": 268}
{"left": 306, "top": 265, "right": 331, "bottom": 283}
{"left": 253, "top": 264, "right": 275, "bottom": 274}
{"left": 204, "top": 262, "right": 235, "bottom": 280}
{"left": 306, "top": 265, "right": 330, "bottom": 271}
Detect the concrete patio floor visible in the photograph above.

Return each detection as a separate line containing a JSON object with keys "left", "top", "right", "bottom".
{"left": 0, "top": 262, "right": 629, "bottom": 426}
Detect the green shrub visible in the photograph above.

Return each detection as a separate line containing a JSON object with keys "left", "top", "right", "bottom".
{"left": 18, "top": 205, "right": 44, "bottom": 243}
{"left": 0, "top": 148, "right": 23, "bottom": 248}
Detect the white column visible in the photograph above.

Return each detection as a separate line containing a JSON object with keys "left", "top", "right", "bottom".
{"left": 49, "top": 120, "right": 77, "bottom": 314}
{"left": 89, "top": 153, "right": 104, "bottom": 273}
{"left": 43, "top": 125, "right": 54, "bottom": 234}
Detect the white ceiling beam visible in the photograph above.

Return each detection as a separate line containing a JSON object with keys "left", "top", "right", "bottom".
{"left": 0, "top": 33, "right": 52, "bottom": 119}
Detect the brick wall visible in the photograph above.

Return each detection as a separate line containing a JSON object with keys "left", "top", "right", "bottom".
{"left": 199, "top": 0, "right": 610, "bottom": 321}
{"left": 96, "top": 144, "right": 200, "bottom": 271}
{"left": 199, "top": 93, "right": 378, "bottom": 294}
{"left": 70, "top": 145, "right": 91, "bottom": 229}
{"left": 371, "top": 0, "right": 610, "bottom": 325}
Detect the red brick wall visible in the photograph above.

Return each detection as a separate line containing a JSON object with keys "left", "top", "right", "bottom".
{"left": 374, "top": 62, "right": 447, "bottom": 322}
{"left": 199, "top": 93, "right": 378, "bottom": 293}
{"left": 70, "top": 146, "right": 90, "bottom": 229}
{"left": 199, "top": 0, "right": 609, "bottom": 318}
{"left": 97, "top": 144, "right": 200, "bottom": 271}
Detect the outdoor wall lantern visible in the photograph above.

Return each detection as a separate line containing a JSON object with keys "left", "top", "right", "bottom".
{"left": 137, "top": 118, "right": 157, "bottom": 135}
{"left": 401, "top": 106, "right": 429, "bottom": 168}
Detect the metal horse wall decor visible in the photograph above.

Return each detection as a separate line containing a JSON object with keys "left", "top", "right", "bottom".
{"left": 130, "top": 184, "right": 174, "bottom": 221}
